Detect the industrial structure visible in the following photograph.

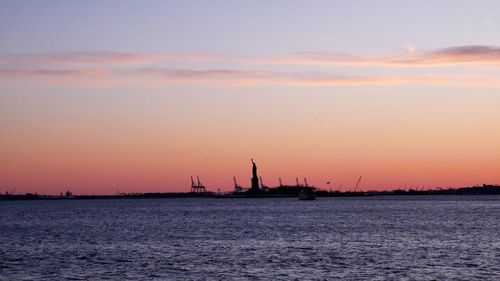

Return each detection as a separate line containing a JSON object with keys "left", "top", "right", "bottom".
{"left": 190, "top": 175, "right": 207, "bottom": 193}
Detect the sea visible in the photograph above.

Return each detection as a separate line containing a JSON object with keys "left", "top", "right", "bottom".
{"left": 1, "top": 196, "right": 499, "bottom": 280}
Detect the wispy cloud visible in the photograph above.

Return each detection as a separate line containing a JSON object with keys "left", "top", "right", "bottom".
{"left": 282, "top": 45, "right": 500, "bottom": 67}
{"left": 403, "top": 45, "right": 500, "bottom": 65}
{"left": 3, "top": 67, "right": 497, "bottom": 87}
{"left": 131, "top": 68, "right": 500, "bottom": 87}
{"left": 3, "top": 45, "right": 500, "bottom": 68}
{"left": 0, "top": 51, "right": 252, "bottom": 66}
{"left": 0, "top": 52, "right": 158, "bottom": 65}
{"left": 0, "top": 68, "right": 107, "bottom": 78}
{"left": 2, "top": 45, "right": 500, "bottom": 87}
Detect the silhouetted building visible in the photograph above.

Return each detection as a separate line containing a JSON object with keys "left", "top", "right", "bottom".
{"left": 250, "top": 159, "right": 260, "bottom": 193}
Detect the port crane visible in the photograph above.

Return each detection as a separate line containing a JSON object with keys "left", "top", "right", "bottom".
{"left": 354, "top": 176, "right": 363, "bottom": 192}
{"left": 233, "top": 176, "right": 244, "bottom": 193}
{"left": 191, "top": 175, "right": 206, "bottom": 193}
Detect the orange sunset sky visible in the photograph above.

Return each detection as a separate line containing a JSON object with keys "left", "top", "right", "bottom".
{"left": 1, "top": 1, "right": 500, "bottom": 194}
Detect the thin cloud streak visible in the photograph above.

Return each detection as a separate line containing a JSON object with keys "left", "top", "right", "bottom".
{"left": 0, "top": 68, "right": 107, "bottom": 78}
{"left": 282, "top": 46, "right": 500, "bottom": 67}
{"left": 0, "top": 52, "right": 158, "bottom": 65}
{"left": 2, "top": 45, "right": 500, "bottom": 68}
{"left": 2, "top": 67, "right": 499, "bottom": 87}
{"left": 0, "top": 52, "right": 253, "bottom": 66}
{"left": 133, "top": 68, "right": 500, "bottom": 86}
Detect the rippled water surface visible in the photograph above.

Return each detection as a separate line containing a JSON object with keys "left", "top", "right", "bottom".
{"left": 1, "top": 196, "right": 499, "bottom": 280}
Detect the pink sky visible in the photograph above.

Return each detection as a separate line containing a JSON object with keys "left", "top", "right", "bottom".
{"left": 2, "top": 2, "right": 500, "bottom": 194}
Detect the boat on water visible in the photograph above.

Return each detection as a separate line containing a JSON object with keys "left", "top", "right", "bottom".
{"left": 299, "top": 188, "right": 316, "bottom": 200}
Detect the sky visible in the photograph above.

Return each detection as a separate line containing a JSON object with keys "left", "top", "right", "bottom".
{"left": 1, "top": 1, "right": 500, "bottom": 194}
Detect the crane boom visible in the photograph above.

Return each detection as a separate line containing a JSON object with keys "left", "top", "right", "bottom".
{"left": 354, "top": 176, "right": 363, "bottom": 192}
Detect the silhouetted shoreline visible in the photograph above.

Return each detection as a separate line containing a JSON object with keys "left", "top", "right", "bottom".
{"left": 1, "top": 184, "right": 499, "bottom": 201}
{"left": 5, "top": 160, "right": 498, "bottom": 201}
